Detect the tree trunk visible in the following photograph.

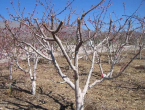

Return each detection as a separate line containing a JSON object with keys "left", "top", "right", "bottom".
{"left": 75, "top": 78, "right": 84, "bottom": 110}
{"left": 9, "top": 61, "right": 13, "bottom": 80}
{"left": 134, "top": 45, "right": 137, "bottom": 54}
{"left": 31, "top": 53, "right": 38, "bottom": 95}
{"left": 144, "top": 57, "right": 145, "bottom": 69}
{"left": 32, "top": 80, "right": 36, "bottom": 95}
{"left": 125, "top": 36, "right": 129, "bottom": 45}
{"left": 139, "top": 49, "right": 142, "bottom": 59}
{"left": 75, "top": 91, "right": 84, "bottom": 110}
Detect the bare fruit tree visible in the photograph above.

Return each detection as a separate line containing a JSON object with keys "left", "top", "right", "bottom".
{"left": 14, "top": 46, "right": 40, "bottom": 95}
{"left": 0, "top": 0, "right": 145, "bottom": 110}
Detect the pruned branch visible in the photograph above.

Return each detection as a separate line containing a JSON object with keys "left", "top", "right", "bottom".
{"left": 53, "top": 21, "right": 64, "bottom": 34}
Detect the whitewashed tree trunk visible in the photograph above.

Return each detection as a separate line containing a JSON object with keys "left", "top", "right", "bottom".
{"left": 32, "top": 79, "right": 36, "bottom": 95}
{"left": 76, "top": 92, "right": 84, "bottom": 110}
{"left": 134, "top": 44, "right": 137, "bottom": 54}
{"left": 15, "top": 48, "right": 39, "bottom": 95}
{"left": 31, "top": 53, "right": 38, "bottom": 95}
{"left": 9, "top": 61, "right": 13, "bottom": 80}
{"left": 139, "top": 49, "right": 142, "bottom": 59}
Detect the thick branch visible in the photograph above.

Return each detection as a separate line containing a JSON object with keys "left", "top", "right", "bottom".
{"left": 53, "top": 21, "right": 64, "bottom": 34}
{"left": 83, "top": 51, "right": 96, "bottom": 95}
{"left": 50, "top": 50, "right": 75, "bottom": 90}
{"left": 52, "top": 35, "right": 76, "bottom": 71}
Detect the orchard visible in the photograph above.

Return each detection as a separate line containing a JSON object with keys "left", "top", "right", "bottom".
{"left": 0, "top": 0, "right": 145, "bottom": 110}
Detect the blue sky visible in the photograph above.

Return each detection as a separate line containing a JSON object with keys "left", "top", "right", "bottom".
{"left": 0, "top": 0, "right": 145, "bottom": 30}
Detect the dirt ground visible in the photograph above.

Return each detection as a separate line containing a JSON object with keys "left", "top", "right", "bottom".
{"left": 0, "top": 50, "right": 145, "bottom": 110}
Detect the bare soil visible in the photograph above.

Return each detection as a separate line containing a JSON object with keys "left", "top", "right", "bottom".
{"left": 0, "top": 50, "right": 145, "bottom": 110}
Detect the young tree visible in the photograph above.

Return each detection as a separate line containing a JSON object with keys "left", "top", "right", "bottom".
{"left": 14, "top": 46, "right": 40, "bottom": 95}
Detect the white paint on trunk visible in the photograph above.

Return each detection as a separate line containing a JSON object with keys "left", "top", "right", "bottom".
{"left": 9, "top": 61, "right": 13, "bottom": 80}
{"left": 76, "top": 91, "right": 84, "bottom": 110}
{"left": 9, "top": 75, "right": 12, "bottom": 80}
{"left": 32, "top": 80, "right": 36, "bottom": 95}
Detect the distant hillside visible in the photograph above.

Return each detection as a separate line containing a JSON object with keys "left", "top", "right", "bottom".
{"left": 0, "top": 21, "right": 19, "bottom": 28}
{"left": 0, "top": 20, "right": 92, "bottom": 41}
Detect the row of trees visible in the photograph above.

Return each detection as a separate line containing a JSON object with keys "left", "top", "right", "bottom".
{"left": 0, "top": 0, "right": 145, "bottom": 110}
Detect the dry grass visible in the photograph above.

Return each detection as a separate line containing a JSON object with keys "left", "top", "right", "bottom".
{"left": 0, "top": 49, "right": 145, "bottom": 110}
